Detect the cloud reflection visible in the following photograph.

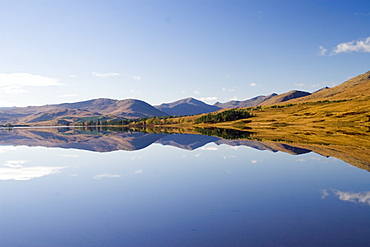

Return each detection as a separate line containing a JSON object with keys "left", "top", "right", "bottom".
{"left": 321, "top": 189, "right": 370, "bottom": 206}
{"left": 0, "top": 166, "right": 64, "bottom": 181}
{"left": 333, "top": 190, "right": 370, "bottom": 206}
{"left": 94, "top": 174, "right": 121, "bottom": 180}
{"left": 0, "top": 146, "right": 17, "bottom": 153}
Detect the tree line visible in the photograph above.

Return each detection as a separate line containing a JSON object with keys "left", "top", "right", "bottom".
{"left": 194, "top": 109, "right": 254, "bottom": 124}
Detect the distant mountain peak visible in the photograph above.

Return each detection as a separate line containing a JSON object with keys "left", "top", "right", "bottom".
{"left": 155, "top": 97, "right": 221, "bottom": 116}
{"left": 215, "top": 93, "right": 278, "bottom": 109}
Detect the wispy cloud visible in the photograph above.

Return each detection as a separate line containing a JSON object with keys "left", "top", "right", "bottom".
{"left": 321, "top": 37, "right": 370, "bottom": 56}
{"left": 0, "top": 73, "right": 63, "bottom": 94}
{"left": 318, "top": 46, "right": 328, "bottom": 56}
{"left": 129, "top": 89, "right": 141, "bottom": 94}
{"left": 194, "top": 90, "right": 201, "bottom": 95}
{"left": 134, "top": 169, "right": 143, "bottom": 174}
{"left": 222, "top": 87, "right": 235, "bottom": 92}
{"left": 92, "top": 72, "right": 120, "bottom": 77}
{"left": 309, "top": 81, "right": 336, "bottom": 88}
{"left": 130, "top": 156, "right": 142, "bottom": 160}
{"left": 249, "top": 82, "right": 257, "bottom": 87}
{"left": 132, "top": 76, "right": 141, "bottom": 80}
{"left": 332, "top": 37, "right": 370, "bottom": 54}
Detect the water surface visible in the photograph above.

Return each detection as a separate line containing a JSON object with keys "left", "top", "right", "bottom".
{"left": 0, "top": 128, "right": 369, "bottom": 246}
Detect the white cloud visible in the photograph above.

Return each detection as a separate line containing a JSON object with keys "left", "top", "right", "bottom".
{"left": 0, "top": 166, "right": 64, "bottom": 180}
{"left": 0, "top": 73, "right": 63, "bottom": 94}
{"left": 330, "top": 37, "right": 370, "bottom": 55}
{"left": 0, "top": 73, "right": 62, "bottom": 87}
{"left": 134, "top": 169, "right": 143, "bottom": 174}
{"left": 318, "top": 46, "right": 328, "bottom": 56}
{"left": 0, "top": 100, "right": 16, "bottom": 107}
{"left": 200, "top": 97, "right": 218, "bottom": 102}
{"left": 295, "top": 83, "right": 305, "bottom": 87}
{"left": 194, "top": 90, "right": 201, "bottom": 95}
{"left": 250, "top": 160, "right": 259, "bottom": 164}
{"left": 195, "top": 153, "right": 202, "bottom": 158}
{"left": 222, "top": 87, "right": 235, "bottom": 92}
{"left": 129, "top": 89, "right": 141, "bottom": 94}
{"left": 92, "top": 72, "right": 120, "bottom": 77}
{"left": 94, "top": 173, "right": 121, "bottom": 179}
{"left": 132, "top": 76, "right": 141, "bottom": 80}
{"left": 249, "top": 83, "right": 257, "bottom": 87}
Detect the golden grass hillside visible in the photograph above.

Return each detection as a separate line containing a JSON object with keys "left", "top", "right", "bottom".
{"left": 287, "top": 70, "right": 370, "bottom": 103}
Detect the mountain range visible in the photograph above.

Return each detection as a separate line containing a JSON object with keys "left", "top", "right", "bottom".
{"left": 1, "top": 70, "right": 369, "bottom": 126}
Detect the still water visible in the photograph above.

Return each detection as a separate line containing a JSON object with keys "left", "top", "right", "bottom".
{"left": 0, "top": 128, "right": 369, "bottom": 246}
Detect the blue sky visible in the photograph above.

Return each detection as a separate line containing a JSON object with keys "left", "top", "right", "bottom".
{"left": 0, "top": 0, "right": 370, "bottom": 107}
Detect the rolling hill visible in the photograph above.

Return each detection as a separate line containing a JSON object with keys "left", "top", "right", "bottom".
{"left": 286, "top": 70, "right": 370, "bottom": 103}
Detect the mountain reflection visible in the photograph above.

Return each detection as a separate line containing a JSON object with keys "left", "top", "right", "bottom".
{"left": 0, "top": 127, "right": 369, "bottom": 171}
{"left": 0, "top": 127, "right": 309, "bottom": 154}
